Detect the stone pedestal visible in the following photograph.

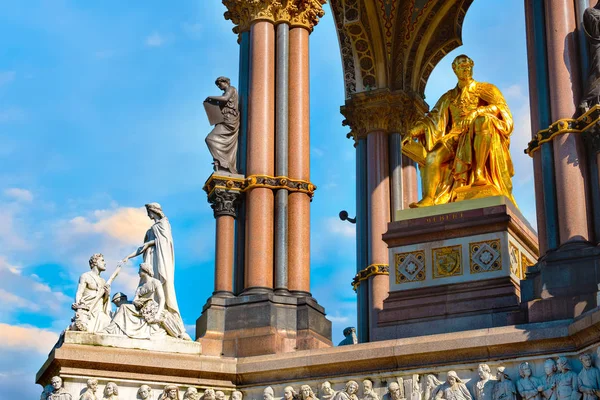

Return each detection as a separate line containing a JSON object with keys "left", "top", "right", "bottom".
{"left": 376, "top": 196, "right": 538, "bottom": 341}
{"left": 196, "top": 293, "right": 332, "bottom": 357}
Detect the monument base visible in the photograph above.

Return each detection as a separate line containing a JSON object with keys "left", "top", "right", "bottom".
{"left": 196, "top": 292, "right": 332, "bottom": 357}
{"left": 378, "top": 196, "right": 538, "bottom": 340}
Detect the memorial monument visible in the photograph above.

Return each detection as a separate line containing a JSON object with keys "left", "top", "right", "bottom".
{"left": 36, "top": 1, "right": 600, "bottom": 400}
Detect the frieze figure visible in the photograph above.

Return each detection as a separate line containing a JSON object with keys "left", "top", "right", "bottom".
{"left": 333, "top": 381, "right": 360, "bottom": 400}
{"left": 204, "top": 76, "right": 240, "bottom": 174}
{"left": 102, "top": 382, "right": 119, "bottom": 400}
{"left": 300, "top": 385, "right": 319, "bottom": 400}
{"left": 474, "top": 364, "right": 495, "bottom": 400}
{"left": 493, "top": 367, "right": 516, "bottom": 400}
{"left": 183, "top": 388, "right": 200, "bottom": 400}
{"left": 70, "top": 253, "right": 112, "bottom": 332}
{"left": 204, "top": 389, "right": 216, "bottom": 400}
{"left": 321, "top": 382, "right": 336, "bottom": 400}
{"left": 385, "top": 381, "right": 405, "bottom": 400}
{"left": 540, "top": 359, "right": 559, "bottom": 400}
{"left": 404, "top": 54, "right": 516, "bottom": 207}
{"left": 423, "top": 375, "right": 444, "bottom": 400}
{"left": 47, "top": 376, "right": 72, "bottom": 400}
{"left": 578, "top": 353, "right": 600, "bottom": 400}
{"left": 232, "top": 391, "right": 243, "bottom": 400}
{"left": 338, "top": 327, "right": 358, "bottom": 346}
{"left": 138, "top": 385, "right": 154, "bottom": 400}
{"left": 517, "top": 362, "right": 542, "bottom": 400}
{"left": 363, "top": 380, "right": 380, "bottom": 400}
{"left": 215, "top": 391, "right": 226, "bottom": 400}
{"left": 435, "top": 371, "right": 472, "bottom": 400}
{"left": 160, "top": 385, "right": 180, "bottom": 400}
{"left": 284, "top": 386, "right": 298, "bottom": 400}
{"left": 556, "top": 357, "right": 580, "bottom": 400}
{"left": 264, "top": 387, "right": 275, "bottom": 400}
{"left": 80, "top": 379, "right": 98, "bottom": 400}
{"left": 121, "top": 202, "right": 190, "bottom": 340}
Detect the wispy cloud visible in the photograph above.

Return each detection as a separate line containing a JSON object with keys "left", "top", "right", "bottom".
{"left": 145, "top": 32, "right": 166, "bottom": 47}
{"left": 0, "top": 71, "right": 15, "bottom": 87}
{"left": 0, "top": 324, "right": 59, "bottom": 354}
{"left": 4, "top": 188, "right": 33, "bottom": 203}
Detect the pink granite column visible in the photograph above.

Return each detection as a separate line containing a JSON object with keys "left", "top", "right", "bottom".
{"left": 367, "top": 130, "right": 390, "bottom": 332}
{"left": 288, "top": 27, "right": 311, "bottom": 295}
{"left": 245, "top": 21, "right": 275, "bottom": 292}
{"left": 545, "top": 0, "right": 591, "bottom": 244}
{"left": 214, "top": 215, "right": 234, "bottom": 296}
{"left": 401, "top": 155, "right": 418, "bottom": 209}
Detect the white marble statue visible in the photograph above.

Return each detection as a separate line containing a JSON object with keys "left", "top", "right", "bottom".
{"left": 47, "top": 376, "right": 72, "bottom": 400}
{"left": 103, "top": 382, "right": 119, "bottom": 400}
{"left": 517, "top": 362, "right": 542, "bottom": 400}
{"left": 121, "top": 202, "right": 190, "bottom": 340}
{"left": 183, "top": 388, "right": 200, "bottom": 400}
{"left": 363, "top": 380, "right": 380, "bottom": 400}
{"left": 423, "top": 375, "right": 444, "bottom": 400}
{"left": 160, "top": 385, "right": 181, "bottom": 400}
{"left": 579, "top": 354, "right": 600, "bottom": 400}
{"left": 333, "top": 381, "right": 359, "bottom": 400}
{"left": 300, "top": 385, "right": 319, "bottom": 400}
{"left": 70, "top": 253, "right": 112, "bottom": 333}
{"left": 493, "top": 367, "right": 516, "bottom": 400}
{"left": 474, "top": 364, "right": 495, "bottom": 400}
{"left": 138, "top": 385, "right": 154, "bottom": 400}
{"left": 284, "top": 386, "right": 298, "bottom": 400}
{"left": 555, "top": 357, "right": 578, "bottom": 400}
{"left": 264, "top": 387, "right": 275, "bottom": 400}
{"left": 435, "top": 371, "right": 472, "bottom": 400}
{"left": 80, "top": 379, "right": 98, "bottom": 400}
{"left": 321, "top": 382, "right": 336, "bottom": 400}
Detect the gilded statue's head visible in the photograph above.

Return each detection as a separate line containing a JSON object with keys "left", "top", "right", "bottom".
{"left": 452, "top": 55, "right": 474, "bottom": 80}
{"left": 215, "top": 76, "right": 230, "bottom": 90}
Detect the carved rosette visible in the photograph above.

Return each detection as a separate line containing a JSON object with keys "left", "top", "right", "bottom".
{"left": 341, "top": 89, "right": 427, "bottom": 142}
{"left": 222, "top": 0, "right": 326, "bottom": 35}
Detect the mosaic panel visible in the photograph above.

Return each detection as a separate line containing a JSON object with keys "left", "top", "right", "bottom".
{"left": 470, "top": 239, "right": 502, "bottom": 274}
{"left": 509, "top": 242, "right": 520, "bottom": 278}
{"left": 395, "top": 250, "right": 426, "bottom": 284}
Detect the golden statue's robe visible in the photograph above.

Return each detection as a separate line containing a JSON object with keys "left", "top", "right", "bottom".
{"left": 417, "top": 80, "right": 515, "bottom": 205}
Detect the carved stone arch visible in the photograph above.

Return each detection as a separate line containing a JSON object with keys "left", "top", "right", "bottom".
{"left": 361, "top": 0, "right": 389, "bottom": 88}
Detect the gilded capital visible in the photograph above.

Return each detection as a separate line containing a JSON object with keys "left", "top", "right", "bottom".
{"left": 222, "top": 0, "right": 326, "bottom": 34}
{"left": 341, "top": 89, "right": 426, "bottom": 142}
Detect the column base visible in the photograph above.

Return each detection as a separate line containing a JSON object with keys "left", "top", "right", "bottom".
{"left": 196, "top": 293, "right": 332, "bottom": 357}
{"left": 521, "top": 240, "right": 600, "bottom": 322}
{"left": 212, "top": 290, "right": 235, "bottom": 298}
{"left": 240, "top": 286, "right": 273, "bottom": 295}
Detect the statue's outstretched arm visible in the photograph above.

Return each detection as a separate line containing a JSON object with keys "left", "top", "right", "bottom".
{"left": 207, "top": 86, "right": 235, "bottom": 103}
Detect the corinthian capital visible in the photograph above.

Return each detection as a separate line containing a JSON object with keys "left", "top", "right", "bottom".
{"left": 341, "top": 89, "right": 427, "bottom": 142}
{"left": 222, "top": 0, "right": 326, "bottom": 34}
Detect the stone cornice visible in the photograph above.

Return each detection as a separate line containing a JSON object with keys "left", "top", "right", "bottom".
{"left": 340, "top": 88, "right": 428, "bottom": 142}
{"left": 223, "top": 0, "right": 327, "bottom": 34}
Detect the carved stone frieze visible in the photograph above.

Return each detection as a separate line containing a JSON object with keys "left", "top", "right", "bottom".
{"left": 341, "top": 88, "right": 427, "bottom": 142}
{"left": 222, "top": 0, "right": 326, "bottom": 35}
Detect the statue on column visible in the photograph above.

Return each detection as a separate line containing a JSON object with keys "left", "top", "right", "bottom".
{"left": 121, "top": 203, "right": 190, "bottom": 340}
{"left": 580, "top": 1, "right": 600, "bottom": 113}
{"left": 204, "top": 76, "right": 240, "bottom": 174}
{"left": 404, "top": 54, "right": 515, "bottom": 207}
{"left": 70, "top": 253, "right": 112, "bottom": 333}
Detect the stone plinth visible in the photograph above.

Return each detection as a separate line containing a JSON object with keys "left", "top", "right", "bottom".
{"left": 377, "top": 196, "right": 539, "bottom": 340}
{"left": 196, "top": 293, "right": 332, "bottom": 357}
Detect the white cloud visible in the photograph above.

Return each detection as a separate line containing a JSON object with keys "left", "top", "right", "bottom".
{"left": 0, "top": 71, "right": 15, "bottom": 86}
{"left": 0, "top": 324, "right": 59, "bottom": 354}
{"left": 4, "top": 188, "right": 33, "bottom": 203}
{"left": 146, "top": 32, "right": 166, "bottom": 47}
{"left": 326, "top": 216, "right": 355, "bottom": 238}
{"left": 0, "top": 289, "right": 40, "bottom": 312}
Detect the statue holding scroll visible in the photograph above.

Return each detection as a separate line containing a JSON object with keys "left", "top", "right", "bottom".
{"left": 204, "top": 76, "right": 239, "bottom": 174}
{"left": 403, "top": 54, "right": 516, "bottom": 208}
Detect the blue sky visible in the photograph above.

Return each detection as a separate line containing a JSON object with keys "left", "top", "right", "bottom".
{"left": 0, "top": 1, "right": 533, "bottom": 398}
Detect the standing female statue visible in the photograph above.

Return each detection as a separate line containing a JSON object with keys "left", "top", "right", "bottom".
{"left": 204, "top": 76, "right": 240, "bottom": 174}
{"left": 121, "top": 203, "right": 189, "bottom": 340}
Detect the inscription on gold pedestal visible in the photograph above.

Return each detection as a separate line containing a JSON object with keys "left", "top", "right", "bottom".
{"left": 432, "top": 245, "right": 462, "bottom": 279}
{"left": 395, "top": 250, "right": 426, "bottom": 283}
{"left": 424, "top": 212, "right": 464, "bottom": 224}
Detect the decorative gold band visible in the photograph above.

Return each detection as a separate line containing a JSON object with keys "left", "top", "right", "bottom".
{"left": 203, "top": 174, "right": 316, "bottom": 198}
{"left": 352, "top": 264, "right": 389, "bottom": 291}
{"left": 526, "top": 105, "right": 600, "bottom": 156}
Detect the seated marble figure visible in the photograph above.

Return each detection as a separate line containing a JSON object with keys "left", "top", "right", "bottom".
{"left": 102, "top": 263, "right": 187, "bottom": 340}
